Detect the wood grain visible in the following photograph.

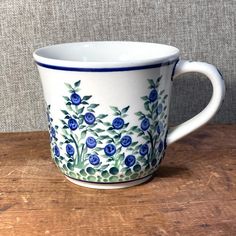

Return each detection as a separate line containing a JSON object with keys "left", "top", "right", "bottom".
{"left": 0, "top": 125, "right": 235, "bottom": 236}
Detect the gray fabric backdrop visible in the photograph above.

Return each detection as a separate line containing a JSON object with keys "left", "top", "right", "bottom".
{"left": 0, "top": 0, "right": 235, "bottom": 132}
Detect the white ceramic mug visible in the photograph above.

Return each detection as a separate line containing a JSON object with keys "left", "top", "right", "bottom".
{"left": 33, "top": 41, "right": 225, "bottom": 189}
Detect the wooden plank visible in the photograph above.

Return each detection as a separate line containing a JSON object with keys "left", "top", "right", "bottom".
{"left": 0, "top": 125, "right": 235, "bottom": 235}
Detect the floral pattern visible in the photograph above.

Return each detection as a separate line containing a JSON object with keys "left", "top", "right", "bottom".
{"left": 47, "top": 76, "right": 168, "bottom": 183}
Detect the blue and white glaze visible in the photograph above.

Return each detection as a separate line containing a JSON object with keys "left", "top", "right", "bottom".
{"left": 47, "top": 76, "right": 168, "bottom": 183}
{"left": 34, "top": 42, "right": 225, "bottom": 188}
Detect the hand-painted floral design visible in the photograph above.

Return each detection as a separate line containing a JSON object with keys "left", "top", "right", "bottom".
{"left": 135, "top": 75, "right": 168, "bottom": 170}
{"left": 47, "top": 76, "right": 168, "bottom": 183}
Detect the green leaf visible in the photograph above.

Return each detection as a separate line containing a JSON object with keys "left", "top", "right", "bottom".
{"left": 79, "top": 125, "right": 86, "bottom": 129}
{"left": 121, "top": 106, "right": 130, "bottom": 114}
{"left": 95, "top": 128, "right": 105, "bottom": 133}
{"left": 135, "top": 111, "right": 144, "bottom": 117}
{"left": 107, "top": 129, "right": 118, "bottom": 135}
{"left": 138, "top": 131, "right": 144, "bottom": 137}
{"left": 82, "top": 95, "right": 92, "bottom": 101}
{"left": 66, "top": 104, "right": 73, "bottom": 112}
{"left": 144, "top": 101, "right": 150, "bottom": 111}
{"left": 131, "top": 141, "right": 138, "bottom": 147}
{"left": 147, "top": 79, "right": 155, "bottom": 88}
{"left": 87, "top": 123, "right": 97, "bottom": 128}
{"left": 164, "top": 94, "right": 168, "bottom": 100}
{"left": 66, "top": 102, "right": 72, "bottom": 106}
{"left": 100, "top": 164, "right": 109, "bottom": 170}
{"left": 88, "top": 104, "right": 99, "bottom": 109}
{"left": 89, "top": 130, "right": 99, "bottom": 137}
{"left": 63, "top": 96, "right": 70, "bottom": 101}
{"left": 122, "top": 114, "right": 128, "bottom": 118}
{"left": 74, "top": 87, "right": 81, "bottom": 93}
{"left": 110, "top": 106, "right": 121, "bottom": 115}
{"left": 123, "top": 123, "right": 129, "bottom": 128}
{"left": 108, "top": 138, "right": 115, "bottom": 143}
{"left": 114, "top": 134, "right": 121, "bottom": 140}
{"left": 137, "top": 156, "right": 145, "bottom": 161}
{"left": 130, "top": 126, "right": 141, "bottom": 133}
{"left": 61, "top": 110, "right": 69, "bottom": 115}
{"left": 103, "top": 122, "right": 111, "bottom": 126}
{"left": 80, "top": 130, "right": 87, "bottom": 139}
{"left": 96, "top": 119, "right": 103, "bottom": 123}
{"left": 143, "top": 136, "right": 150, "bottom": 141}
{"left": 87, "top": 108, "right": 95, "bottom": 112}
{"left": 99, "top": 135, "right": 110, "bottom": 140}
{"left": 60, "top": 119, "right": 67, "bottom": 125}
{"left": 116, "top": 146, "right": 122, "bottom": 153}
{"left": 95, "top": 147, "right": 104, "bottom": 151}
{"left": 64, "top": 83, "right": 74, "bottom": 90}
{"left": 81, "top": 101, "right": 89, "bottom": 105}
{"left": 160, "top": 90, "right": 165, "bottom": 95}
{"left": 77, "top": 106, "right": 84, "bottom": 114}
{"left": 141, "top": 96, "right": 148, "bottom": 101}
{"left": 74, "top": 80, "right": 81, "bottom": 87}
{"left": 97, "top": 114, "right": 108, "bottom": 119}
{"left": 157, "top": 75, "right": 162, "bottom": 83}
{"left": 127, "top": 131, "right": 134, "bottom": 135}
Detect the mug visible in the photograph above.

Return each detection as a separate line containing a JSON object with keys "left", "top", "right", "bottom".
{"left": 33, "top": 41, "right": 225, "bottom": 189}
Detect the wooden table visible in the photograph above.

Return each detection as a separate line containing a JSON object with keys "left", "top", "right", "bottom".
{"left": 0, "top": 125, "right": 235, "bottom": 236}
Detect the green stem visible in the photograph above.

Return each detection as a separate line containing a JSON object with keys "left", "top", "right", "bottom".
{"left": 70, "top": 134, "right": 80, "bottom": 166}
{"left": 80, "top": 144, "right": 85, "bottom": 163}
{"left": 147, "top": 130, "right": 154, "bottom": 160}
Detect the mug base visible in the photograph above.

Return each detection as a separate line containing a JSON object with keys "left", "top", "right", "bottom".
{"left": 65, "top": 175, "right": 153, "bottom": 189}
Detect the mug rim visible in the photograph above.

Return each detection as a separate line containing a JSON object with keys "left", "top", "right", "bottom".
{"left": 33, "top": 41, "right": 180, "bottom": 71}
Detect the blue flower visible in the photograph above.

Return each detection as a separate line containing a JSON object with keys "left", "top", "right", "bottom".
{"left": 120, "top": 135, "right": 132, "bottom": 147}
{"left": 84, "top": 112, "right": 96, "bottom": 125}
{"left": 157, "top": 121, "right": 164, "bottom": 134}
{"left": 104, "top": 144, "right": 116, "bottom": 156}
{"left": 112, "top": 117, "right": 124, "bottom": 129}
{"left": 139, "top": 144, "right": 149, "bottom": 156}
{"left": 124, "top": 155, "right": 136, "bottom": 167}
{"left": 66, "top": 144, "right": 74, "bottom": 156}
{"left": 86, "top": 136, "right": 97, "bottom": 148}
{"left": 141, "top": 118, "right": 150, "bottom": 131}
{"left": 149, "top": 89, "right": 158, "bottom": 102}
{"left": 158, "top": 140, "right": 164, "bottom": 152}
{"left": 54, "top": 145, "right": 60, "bottom": 157}
{"left": 156, "top": 104, "right": 163, "bottom": 115}
{"left": 89, "top": 154, "right": 100, "bottom": 165}
{"left": 50, "top": 127, "right": 56, "bottom": 138}
{"left": 70, "top": 93, "right": 81, "bottom": 105}
{"left": 68, "top": 118, "right": 78, "bottom": 130}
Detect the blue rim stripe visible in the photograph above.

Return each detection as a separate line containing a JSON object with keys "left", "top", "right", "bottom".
{"left": 35, "top": 58, "right": 179, "bottom": 72}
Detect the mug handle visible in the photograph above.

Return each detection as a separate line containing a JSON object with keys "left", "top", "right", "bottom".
{"left": 167, "top": 60, "right": 225, "bottom": 145}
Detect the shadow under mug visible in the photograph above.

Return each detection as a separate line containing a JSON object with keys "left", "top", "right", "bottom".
{"left": 33, "top": 41, "right": 225, "bottom": 189}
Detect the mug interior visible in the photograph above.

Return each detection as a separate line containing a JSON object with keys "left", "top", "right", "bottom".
{"left": 33, "top": 41, "right": 179, "bottom": 68}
